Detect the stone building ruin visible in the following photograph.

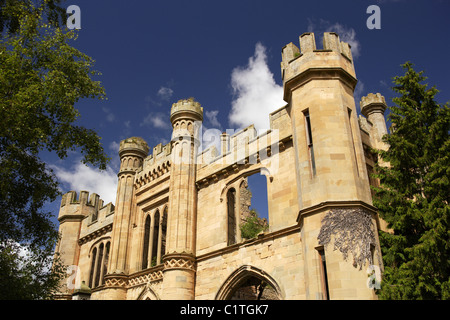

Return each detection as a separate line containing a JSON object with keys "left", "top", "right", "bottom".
{"left": 54, "top": 32, "right": 389, "bottom": 300}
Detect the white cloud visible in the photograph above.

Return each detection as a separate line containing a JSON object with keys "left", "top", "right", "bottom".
{"left": 102, "top": 107, "right": 115, "bottom": 122}
{"left": 205, "top": 110, "right": 222, "bottom": 129}
{"left": 109, "top": 141, "right": 120, "bottom": 153}
{"left": 157, "top": 86, "right": 174, "bottom": 101}
{"left": 328, "top": 23, "right": 361, "bottom": 58}
{"left": 307, "top": 19, "right": 361, "bottom": 58}
{"left": 50, "top": 162, "right": 118, "bottom": 205}
{"left": 228, "top": 42, "right": 285, "bottom": 131}
{"left": 140, "top": 112, "right": 170, "bottom": 129}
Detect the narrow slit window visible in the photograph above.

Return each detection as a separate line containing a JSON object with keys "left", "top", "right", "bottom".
{"left": 142, "top": 215, "right": 151, "bottom": 269}
{"left": 317, "top": 248, "right": 330, "bottom": 300}
{"left": 161, "top": 207, "right": 167, "bottom": 258}
{"left": 89, "top": 248, "right": 97, "bottom": 288}
{"left": 347, "top": 108, "right": 360, "bottom": 176}
{"left": 370, "top": 243, "right": 376, "bottom": 265}
{"left": 151, "top": 210, "right": 160, "bottom": 267}
{"left": 101, "top": 242, "right": 110, "bottom": 285}
{"left": 304, "top": 110, "right": 316, "bottom": 176}
{"left": 94, "top": 243, "right": 104, "bottom": 287}
{"left": 227, "top": 188, "right": 236, "bottom": 246}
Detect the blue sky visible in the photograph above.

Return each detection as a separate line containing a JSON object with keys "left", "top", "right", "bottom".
{"left": 44, "top": 0, "right": 450, "bottom": 224}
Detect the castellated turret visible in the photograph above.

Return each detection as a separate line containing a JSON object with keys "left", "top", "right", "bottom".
{"left": 55, "top": 190, "right": 114, "bottom": 299}
{"left": 118, "top": 137, "right": 150, "bottom": 172}
{"left": 360, "top": 93, "right": 388, "bottom": 150}
{"left": 170, "top": 97, "right": 203, "bottom": 124}
{"left": 163, "top": 97, "right": 203, "bottom": 300}
{"left": 170, "top": 98, "right": 203, "bottom": 151}
{"left": 106, "top": 136, "right": 149, "bottom": 299}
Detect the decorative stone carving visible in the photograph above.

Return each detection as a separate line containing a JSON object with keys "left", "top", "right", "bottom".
{"left": 163, "top": 253, "right": 196, "bottom": 272}
{"left": 104, "top": 275, "right": 128, "bottom": 288}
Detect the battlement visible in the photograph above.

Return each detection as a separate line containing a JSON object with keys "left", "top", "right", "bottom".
{"left": 58, "top": 190, "right": 115, "bottom": 223}
{"left": 360, "top": 93, "right": 387, "bottom": 117}
{"left": 60, "top": 190, "right": 100, "bottom": 208}
{"left": 282, "top": 32, "right": 353, "bottom": 65}
{"left": 119, "top": 137, "right": 149, "bottom": 157}
{"left": 170, "top": 97, "right": 204, "bottom": 124}
{"left": 281, "top": 32, "right": 357, "bottom": 101}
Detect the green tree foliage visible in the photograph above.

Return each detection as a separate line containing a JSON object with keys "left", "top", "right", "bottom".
{"left": 373, "top": 62, "right": 450, "bottom": 299}
{"left": 240, "top": 209, "right": 268, "bottom": 240}
{"left": 0, "top": 1, "right": 109, "bottom": 299}
{"left": 0, "top": 0, "right": 67, "bottom": 34}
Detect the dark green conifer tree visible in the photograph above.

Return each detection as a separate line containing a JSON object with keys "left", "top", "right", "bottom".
{"left": 373, "top": 62, "right": 450, "bottom": 299}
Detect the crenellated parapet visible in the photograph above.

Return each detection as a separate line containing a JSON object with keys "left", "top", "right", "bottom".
{"left": 59, "top": 190, "right": 100, "bottom": 222}
{"left": 360, "top": 93, "right": 387, "bottom": 117}
{"left": 170, "top": 97, "right": 203, "bottom": 124}
{"left": 119, "top": 137, "right": 149, "bottom": 174}
{"left": 58, "top": 190, "right": 114, "bottom": 224}
{"left": 281, "top": 32, "right": 357, "bottom": 102}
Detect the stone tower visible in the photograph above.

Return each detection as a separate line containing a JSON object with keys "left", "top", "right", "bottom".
{"left": 360, "top": 93, "right": 388, "bottom": 151}
{"left": 161, "top": 98, "right": 203, "bottom": 299}
{"left": 105, "top": 137, "right": 149, "bottom": 299}
{"left": 281, "top": 32, "right": 371, "bottom": 207}
{"left": 56, "top": 191, "right": 103, "bottom": 298}
{"left": 281, "top": 32, "right": 380, "bottom": 299}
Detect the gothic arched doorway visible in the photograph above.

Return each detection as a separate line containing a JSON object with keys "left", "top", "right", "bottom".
{"left": 215, "top": 265, "right": 282, "bottom": 300}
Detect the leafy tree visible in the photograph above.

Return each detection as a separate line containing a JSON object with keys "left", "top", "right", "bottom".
{"left": 0, "top": 1, "right": 109, "bottom": 299}
{"left": 373, "top": 62, "right": 450, "bottom": 299}
{"left": 240, "top": 209, "right": 268, "bottom": 239}
{"left": 0, "top": 0, "right": 67, "bottom": 34}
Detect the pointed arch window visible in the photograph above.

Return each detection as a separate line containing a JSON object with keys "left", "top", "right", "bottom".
{"left": 101, "top": 242, "right": 110, "bottom": 285}
{"left": 94, "top": 243, "right": 104, "bottom": 287}
{"left": 142, "top": 215, "right": 151, "bottom": 270}
{"left": 161, "top": 207, "right": 168, "bottom": 259}
{"left": 151, "top": 210, "right": 160, "bottom": 267}
{"left": 141, "top": 207, "right": 168, "bottom": 270}
{"left": 227, "top": 188, "right": 237, "bottom": 245}
{"left": 88, "top": 241, "right": 110, "bottom": 289}
{"left": 88, "top": 248, "right": 97, "bottom": 288}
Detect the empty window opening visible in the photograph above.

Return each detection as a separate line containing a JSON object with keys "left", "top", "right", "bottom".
{"left": 227, "top": 188, "right": 237, "bottom": 246}
{"left": 370, "top": 243, "right": 376, "bottom": 265}
{"left": 142, "top": 215, "right": 151, "bottom": 269}
{"left": 94, "top": 243, "right": 104, "bottom": 287}
{"left": 161, "top": 207, "right": 167, "bottom": 258}
{"left": 87, "top": 241, "right": 111, "bottom": 289}
{"left": 101, "top": 242, "right": 110, "bottom": 285}
{"left": 239, "top": 173, "right": 269, "bottom": 240}
{"left": 142, "top": 208, "right": 168, "bottom": 270}
{"left": 151, "top": 210, "right": 160, "bottom": 267}
{"left": 88, "top": 248, "right": 97, "bottom": 288}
